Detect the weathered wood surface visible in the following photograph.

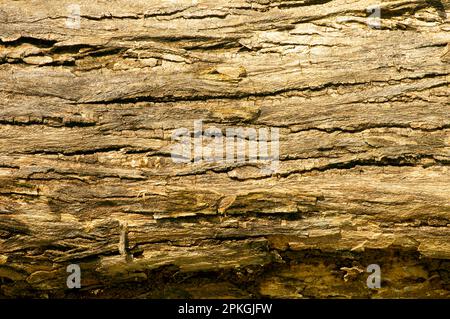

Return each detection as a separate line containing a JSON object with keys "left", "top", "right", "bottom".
{"left": 0, "top": 0, "right": 449, "bottom": 298}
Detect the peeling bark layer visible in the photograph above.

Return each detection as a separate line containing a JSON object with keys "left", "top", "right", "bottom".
{"left": 0, "top": 0, "right": 449, "bottom": 298}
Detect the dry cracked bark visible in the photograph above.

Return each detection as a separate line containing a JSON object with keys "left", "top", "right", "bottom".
{"left": 0, "top": 0, "right": 449, "bottom": 298}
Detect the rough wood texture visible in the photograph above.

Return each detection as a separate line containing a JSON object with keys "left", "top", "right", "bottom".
{"left": 0, "top": 0, "right": 449, "bottom": 298}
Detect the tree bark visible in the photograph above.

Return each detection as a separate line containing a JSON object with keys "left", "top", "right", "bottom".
{"left": 0, "top": 0, "right": 449, "bottom": 298}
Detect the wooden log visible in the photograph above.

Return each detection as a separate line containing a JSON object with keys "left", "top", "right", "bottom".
{"left": 0, "top": 0, "right": 449, "bottom": 298}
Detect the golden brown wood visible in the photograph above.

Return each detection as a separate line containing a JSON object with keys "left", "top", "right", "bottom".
{"left": 0, "top": 0, "right": 449, "bottom": 298}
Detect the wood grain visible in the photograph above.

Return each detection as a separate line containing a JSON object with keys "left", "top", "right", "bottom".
{"left": 0, "top": 0, "right": 449, "bottom": 298}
